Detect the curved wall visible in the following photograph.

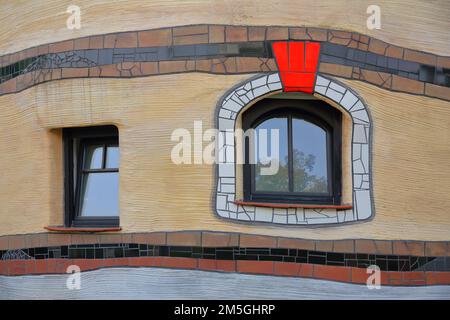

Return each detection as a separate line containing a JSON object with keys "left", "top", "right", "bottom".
{"left": 1, "top": 0, "right": 449, "bottom": 56}
{"left": 0, "top": 73, "right": 449, "bottom": 240}
{"left": 1, "top": 1, "right": 449, "bottom": 288}
{"left": 0, "top": 2, "right": 449, "bottom": 241}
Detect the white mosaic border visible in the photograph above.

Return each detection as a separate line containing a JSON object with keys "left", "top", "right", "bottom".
{"left": 215, "top": 73, "right": 373, "bottom": 225}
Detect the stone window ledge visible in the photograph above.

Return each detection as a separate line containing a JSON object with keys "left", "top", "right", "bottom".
{"left": 44, "top": 226, "right": 122, "bottom": 233}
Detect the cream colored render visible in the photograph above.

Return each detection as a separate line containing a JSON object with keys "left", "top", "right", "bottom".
{"left": 0, "top": 0, "right": 449, "bottom": 56}
{"left": 0, "top": 73, "right": 449, "bottom": 240}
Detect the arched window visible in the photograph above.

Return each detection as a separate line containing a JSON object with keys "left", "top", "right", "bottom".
{"left": 242, "top": 99, "right": 341, "bottom": 205}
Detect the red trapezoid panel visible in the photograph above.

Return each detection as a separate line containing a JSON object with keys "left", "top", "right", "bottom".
{"left": 272, "top": 41, "right": 321, "bottom": 93}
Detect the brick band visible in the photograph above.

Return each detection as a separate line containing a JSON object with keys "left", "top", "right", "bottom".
{"left": 2, "top": 242, "right": 448, "bottom": 272}
{"left": 1, "top": 232, "right": 448, "bottom": 285}
{"left": 0, "top": 24, "right": 448, "bottom": 101}
{"left": 0, "top": 231, "right": 448, "bottom": 257}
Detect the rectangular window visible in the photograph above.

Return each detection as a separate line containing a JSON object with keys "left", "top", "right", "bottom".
{"left": 63, "top": 126, "right": 119, "bottom": 227}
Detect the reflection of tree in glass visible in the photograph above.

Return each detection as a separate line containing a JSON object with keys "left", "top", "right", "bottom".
{"left": 292, "top": 149, "right": 327, "bottom": 192}
{"left": 255, "top": 149, "right": 327, "bottom": 193}
{"left": 255, "top": 157, "right": 289, "bottom": 192}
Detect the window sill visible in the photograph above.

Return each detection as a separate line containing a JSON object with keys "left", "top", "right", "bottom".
{"left": 44, "top": 226, "right": 122, "bottom": 233}
{"left": 233, "top": 200, "right": 352, "bottom": 210}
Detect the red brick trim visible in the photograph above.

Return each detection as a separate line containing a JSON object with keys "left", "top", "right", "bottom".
{"left": 1, "top": 257, "right": 449, "bottom": 286}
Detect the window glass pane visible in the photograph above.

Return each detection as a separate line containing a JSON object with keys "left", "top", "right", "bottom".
{"left": 106, "top": 146, "right": 119, "bottom": 168}
{"left": 84, "top": 145, "right": 103, "bottom": 169}
{"left": 292, "top": 118, "right": 328, "bottom": 193}
{"left": 254, "top": 117, "right": 289, "bottom": 192}
{"left": 80, "top": 172, "right": 119, "bottom": 216}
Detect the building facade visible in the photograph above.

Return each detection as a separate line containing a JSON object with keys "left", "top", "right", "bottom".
{"left": 0, "top": 1, "right": 449, "bottom": 297}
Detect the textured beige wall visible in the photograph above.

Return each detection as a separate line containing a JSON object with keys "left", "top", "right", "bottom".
{"left": 0, "top": 96, "right": 63, "bottom": 233}
{"left": 0, "top": 0, "right": 449, "bottom": 55}
{"left": 0, "top": 73, "right": 449, "bottom": 240}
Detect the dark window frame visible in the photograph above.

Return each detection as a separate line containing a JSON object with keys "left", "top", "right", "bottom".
{"left": 242, "top": 99, "right": 342, "bottom": 205}
{"left": 63, "top": 125, "right": 119, "bottom": 228}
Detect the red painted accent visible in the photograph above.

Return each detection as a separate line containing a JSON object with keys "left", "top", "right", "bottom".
{"left": 274, "top": 261, "right": 301, "bottom": 277}
{"left": 198, "top": 259, "right": 217, "bottom": 271}
{"left": 1, "top": 258, "right": 449, "bottom": 286}
{"left": 305, "top": 42, "right": 321, "bottom": 73}
{"left": 350, "top": 267, "right": 369, "bottom": 284}
{"left": 102, "top": 257, "right": 130, "bottom": 268}
{"left": 403, "top": 271, "right": 426, "bottom": 281}
{"left": 47, "top": 259, "right": 72, "bottom": 274}
{"left": 426, "top": 272, "right": 450, "bottom": 285}
{"left": 272, "top": 42, "right": 289, "bottom": 72}
{"left": 35, "top": 260, "right": 48, "bottom": 274}
{"left": 128, "top": 257, "right": 152, "bottom": 267}
{"left": 234, "top": 200, "right": 352, "bottom": 210}
{"left": 314, "top": 264, "right": 352, "bottom": 283}
{"left": 159, "top": 257, "right": 198, "bottom": 269}
{"left": 297, "top": 263, "right": 314, "bottom": 277}
{"left": 9, "top": 260, "right": 26, "bottom": 275}
{"left": 280, "top": 72, "right": 316, "bottom": 92}
{"left": 216, "top": 260, "right": 236, "bottom": 272}
{"left": 44, "top": 226, "right": 122, "bottom": 232}
{"left": 289, "top": 42, "right": 304, "bottom": 72}
{"left": 272, "top": 41, "right": 321, "bottom": 93}
{"left": 237, "top": 260, "right": 275, "bottom": 275}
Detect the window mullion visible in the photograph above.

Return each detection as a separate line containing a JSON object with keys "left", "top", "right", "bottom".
{"left": 288, "top": 115, "right": 294, "bottom": 192}
{"left": 102, "top": 144, "right": 107, "bottom": 169}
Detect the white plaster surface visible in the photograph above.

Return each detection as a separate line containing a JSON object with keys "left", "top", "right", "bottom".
{"left": 1, "top": 268, "right": 449, "bottom": 300}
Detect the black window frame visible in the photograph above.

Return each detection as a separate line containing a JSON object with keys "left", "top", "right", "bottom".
{"left": 242, "top": 99, "right": 342, "bottom": 205}
{"left": 63, "top": 125, "right": 120, "bottom": 228}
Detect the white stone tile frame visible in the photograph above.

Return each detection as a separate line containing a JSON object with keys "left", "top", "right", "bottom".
{"left": 215, "top": 73, "right": 374, "bottom": 225}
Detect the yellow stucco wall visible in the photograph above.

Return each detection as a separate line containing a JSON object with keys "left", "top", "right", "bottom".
{"left": 0, "top": 0, "right": 449, "bottom": 240}
{"left": 1, "top": 0, "right": 449, "bottom": 56}
{"left": 0, "top": 74, "right": 449, "bottom": 240}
